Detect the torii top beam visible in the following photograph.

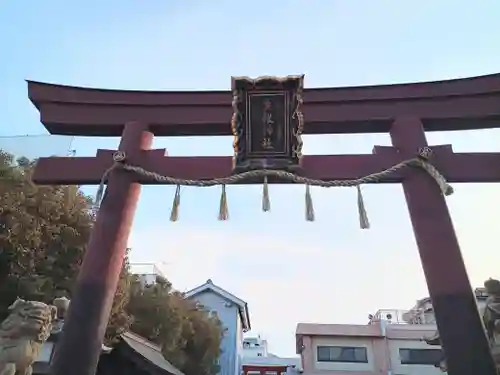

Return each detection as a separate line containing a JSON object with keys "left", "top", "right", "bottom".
{"left": 28, "top": 73, "right": 500, "bottom": 137}
{"left": 28, "top": 74, "right": 500, "bottom": 186}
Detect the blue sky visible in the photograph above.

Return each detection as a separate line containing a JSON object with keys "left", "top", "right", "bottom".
{"left": 1, "top": 0, "right": 500, "bottom": 357}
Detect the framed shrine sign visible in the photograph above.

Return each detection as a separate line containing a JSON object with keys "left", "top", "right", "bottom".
{"left": 230, "top": 75, "right": 305, "bottom": 173}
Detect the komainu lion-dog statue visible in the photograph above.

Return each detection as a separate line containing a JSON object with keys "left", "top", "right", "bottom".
{"left": 0, "top": 299, "right": 57, "bottom": 375}
{"left": 425, "top": 278, "right": 500, "bottom": 372}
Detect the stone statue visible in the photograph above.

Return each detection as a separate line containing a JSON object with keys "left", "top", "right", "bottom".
{"left": 0, "top": 299, "right": 57, "bottom": 375}
{"left": 51, "top": 296, "right": 70, "bottom": 334}
{"left": 425, "top": 278, "right": 500, "bottom": 372}
{"left": 483, "top": 278, "right": 500, "bottom": 364}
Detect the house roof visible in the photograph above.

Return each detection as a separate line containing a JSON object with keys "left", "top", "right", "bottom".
{"left": 185, "top": 279, "right": 251, "bottom": 331}
{"left": 121, "top": 332, "right": 185, "bottom": 375}
{"left": 242, "top": 355, "right": 301, "bottom": 368}
{"left": 34, "top": 331, "right": 184, "bottom": 375}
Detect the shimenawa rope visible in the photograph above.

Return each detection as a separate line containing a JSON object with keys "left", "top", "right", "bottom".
{"left": 93, "top": 150, "right": 453, "bottom": 227}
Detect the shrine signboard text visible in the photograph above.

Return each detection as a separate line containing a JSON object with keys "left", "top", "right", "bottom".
{"left": 231, "top": 75, "right": 304, "bottom": 173}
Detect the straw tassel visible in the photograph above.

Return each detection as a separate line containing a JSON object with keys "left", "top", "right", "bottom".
{"left": 169, "top": 185, "right": 181, "bottom": 222}
{"left": 305, "top": 184, "right": 315, "bottom": 221}
{"left": 94, "top": 182, "right": 105, "bottom": 210}
{"left": 356, "top": 185, "right": 370, "bottom": 229}
{"left": 93, "top": 167, "right": 113, "bottom": 211}
{"left": 218, "top": 184, "right": 229, "bottom": 220}
{"left": 262, "top": 176, "right": 271, "bottom": 212}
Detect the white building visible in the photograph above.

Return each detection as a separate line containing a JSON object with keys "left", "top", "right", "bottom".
{"left": 130, "top": 263, "right": 167, "bottom": 286}
{"left": 243, "top": 337, "right": 269, "bottom": 358}
{"left": 242, "top": 336, "right": 301, "bottom": 367}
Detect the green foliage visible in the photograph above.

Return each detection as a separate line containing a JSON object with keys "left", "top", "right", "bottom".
{"left": 0, "top": 150, "right": 131, "bottom": 340}
{"left": 104, "top": 251, "right": 134, "bottom": 344}
{"left": 178, "top": 300, "right": 224, "bottom": 375}
{"left": 0, "top": 150, "right": 223, "bottom": 375}
{"left": 127, "top": 276, "right": 223, "bottom": 375}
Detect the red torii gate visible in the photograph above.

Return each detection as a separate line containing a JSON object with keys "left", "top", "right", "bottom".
{"left": 28, "top": 74, "right": 500, "bottom": 375}
{"left": 242, "top": 364, "right": 288, "bottom": 375}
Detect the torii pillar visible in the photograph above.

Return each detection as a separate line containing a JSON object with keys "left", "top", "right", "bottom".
{"left": 27, "top": 74, "right": 500, "bottom": 375}
{"left": 49, "top": 122, "right": 154, "bottom": 375}
{"left": 385, "top": 116, "right": 496, "bottom": 375}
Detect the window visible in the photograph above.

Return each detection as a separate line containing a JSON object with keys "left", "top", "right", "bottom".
{"left": 317, "top": 346, "right": 368, "bottom": 363}
{"left": 399, "top": 348, "right": 442, "bottom": 365}
{"left": 257, "top": 353, "right": 262, "bottom": 357}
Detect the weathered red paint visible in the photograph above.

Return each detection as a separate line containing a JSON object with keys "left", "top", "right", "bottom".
{"left": 27, "top": 73, "right": 500, "bottom": 136}
{"left": 242, "top": 365, "right": 288, "bottom": 375}
{"left": 29, "top": 74, "right": 500, "bottom": 375}
{"left": 49, "top": 122, "right": 153, "bottom": 375}
{"left": 33, "top": 148, "right": 500, "bottom": 185}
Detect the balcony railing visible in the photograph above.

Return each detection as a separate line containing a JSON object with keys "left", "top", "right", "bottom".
{"left": 130, "top": 263, "right": 167, "bottom": 279}
{"left": 369, "top": 309, "right": 413, "bottom": 325}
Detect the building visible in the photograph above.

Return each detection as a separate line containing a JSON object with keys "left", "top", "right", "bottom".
{"left": 35, "top": 331, "right": 185, "bottom": 375}
{"left": 96, "top": 332, "right": 186, "bottom": 375}
{"left": 295, "top": 287, "right": 489, "bottom": 375}
{"left": 185, "top": 279, "right": 251, "bottom": 375}
{"left": 296, "top": 320, "right": 441, "bottom": 375}
{"left": 130, "top": 262, "right": 167, "bottom": 286}
{"left": 131, "top": 270, "right": 300, "bottom": 375}
{"left": 34, "top": 298, "right": 184, "bottom": 375}
{"left": 402, "top": 286, "right": 488, "bottom": 325}
{"left": 242, "top": 336, "right": 301, "bottom": 375}
{"left": 243, "top": 336, "right": 269, "bottom": 358}
{"left": 185, "top": 280, "right": 301, "bottom": 375}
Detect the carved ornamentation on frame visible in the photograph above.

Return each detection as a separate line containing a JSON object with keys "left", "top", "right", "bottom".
{"left": 231, "top": 75, "right": 304, "bottom": 173}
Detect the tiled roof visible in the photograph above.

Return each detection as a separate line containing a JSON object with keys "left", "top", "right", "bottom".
{"left": 122, "top": 332, "right": 185, "bottom": 375}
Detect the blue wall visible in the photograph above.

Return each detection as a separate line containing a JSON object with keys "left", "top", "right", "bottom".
{"left": 235, "top": 311, "right": 244, "bottom": 375}
{"left": 188, "top": 290, "right": 243, "bottom": 375}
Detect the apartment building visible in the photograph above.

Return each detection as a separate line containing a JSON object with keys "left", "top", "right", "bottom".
{"left": 295, "top": 287, "right": 488, "bottom": 375}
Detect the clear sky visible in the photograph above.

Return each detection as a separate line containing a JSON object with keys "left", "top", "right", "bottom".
{"left": 1, "top": 0, "right": 500, "bottom": 357}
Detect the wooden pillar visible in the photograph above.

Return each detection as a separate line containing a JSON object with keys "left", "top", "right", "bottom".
{"left": 50, "top": 122, "right": 153, "bottom": 375}
{"left": 390, "top": 117, "right": 496, "bottom": 375}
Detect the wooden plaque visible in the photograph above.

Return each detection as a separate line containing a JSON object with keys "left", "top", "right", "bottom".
{"left": 230, "top": 75, "right": 304, "bottom": 173}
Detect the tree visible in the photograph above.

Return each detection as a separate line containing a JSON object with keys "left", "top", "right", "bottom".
{"left": 177, "top": 297, "right": 224, "bottom": 375}
{"left": 127, "top": 276, "right": 224, "bottom": 375}
{"left": 0, "top": 150, "right": 132, "bottom": 342}
{"left": 104, "top": 250, "right": 133, "bottom": 344}
{"left": 0, "top": 150, "right": 224, "bottom": 373}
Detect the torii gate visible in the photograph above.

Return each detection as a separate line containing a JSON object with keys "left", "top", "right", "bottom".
{"left": 28, "top": 74, "right": 500, "bottom": 375}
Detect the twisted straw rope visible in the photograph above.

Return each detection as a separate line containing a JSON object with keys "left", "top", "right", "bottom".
{"left": 93, "top": 152, "right": 453, "bottom": 208}
{"left": 121, "top": 160, "right": 407, "bottom": 186}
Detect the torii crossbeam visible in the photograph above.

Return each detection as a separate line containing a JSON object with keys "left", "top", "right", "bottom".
{"left": 28, "top": 73, "right": 500, "bottom": 375}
